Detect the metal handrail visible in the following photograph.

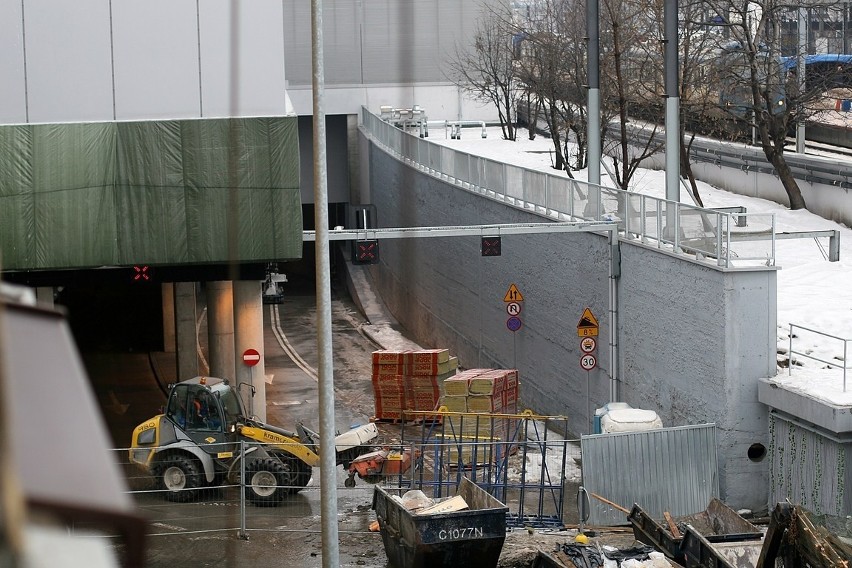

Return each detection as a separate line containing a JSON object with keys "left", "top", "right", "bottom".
{"left": 360, "top": 107, "right": 779, "bottom": 268}
{"left": 788, "top": 323, "right": 851, "bottom": 391}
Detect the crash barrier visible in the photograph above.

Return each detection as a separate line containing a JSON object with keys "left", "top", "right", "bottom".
{"left": 391, "top": 411, "right": 575, "bottom": 529}
{"left": 362, "top": 106, "right": 779, "bottom": 268}
{"left": 788, "top": 323, "right": 851, "bottom": 391}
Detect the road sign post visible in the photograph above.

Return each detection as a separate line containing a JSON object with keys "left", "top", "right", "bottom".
{"left": 504, "top": 285, "right": 524, "bottom": 334}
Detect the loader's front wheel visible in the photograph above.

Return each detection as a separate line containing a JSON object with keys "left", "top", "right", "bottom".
{"left": 156, "top": 456, "right": 202, "bottom": 502}
{"left": 245, "top": 457, "right": 288, "bottom": 507}
{"left": 271, "top": 452, "right": 313, "bottom": 494}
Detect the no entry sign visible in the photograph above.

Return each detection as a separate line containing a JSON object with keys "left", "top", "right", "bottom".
{"left": 242, "top": 348, "right": 261, "bottom": 367}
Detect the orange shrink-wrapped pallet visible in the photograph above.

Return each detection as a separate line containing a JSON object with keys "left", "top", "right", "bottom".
{"left": 371, "top": 350, "right": 407, "bottom": 365}
{"left": 406, "top": 349, "right": 450, "bottom": 365}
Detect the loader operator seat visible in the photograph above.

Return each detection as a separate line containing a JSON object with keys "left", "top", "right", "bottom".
{"left": 191, "top": 391, "right": 222, "bottom": 431}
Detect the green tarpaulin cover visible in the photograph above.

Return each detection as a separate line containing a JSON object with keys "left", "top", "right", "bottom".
{"left": 0, "top": 117, "right": 302, "bottom": 271}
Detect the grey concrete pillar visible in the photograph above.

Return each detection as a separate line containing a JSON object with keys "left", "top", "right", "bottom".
{"left": 161, "top": 283, "right": 176, "bottom": 353}
{"left": 347, "top": 114, "right": 362, "bottom": 203}
{"left": 174, "top": 282, "right": 199, "bottom": 381}
{"left": 35, "top": 287, "right": 54, "bottom": 308}
{"left": 233, "top": 280, "right": 266, "bottom": 422}
{"left": 207, "top": 281, "right": 236, "bottom": 381}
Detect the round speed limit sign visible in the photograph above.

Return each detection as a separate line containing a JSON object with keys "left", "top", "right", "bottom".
{"left": 580, "top": 354, "right": 597, "bottom": 371}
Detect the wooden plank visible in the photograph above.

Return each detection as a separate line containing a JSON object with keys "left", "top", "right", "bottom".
{"left": 590, "top": 492, "right": 630, "bottom": 514}
{"left": 664, "top": 511, "right": 682, "bottom": 539}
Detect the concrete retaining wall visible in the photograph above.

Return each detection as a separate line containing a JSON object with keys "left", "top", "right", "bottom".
{"left": 359, "top": 131, "right": 778, "bottom": 512}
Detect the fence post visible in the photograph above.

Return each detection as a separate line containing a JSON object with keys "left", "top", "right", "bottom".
{"left": 239, "top": 439, "right": 247, "bottom": 540}
{"left": 788, "top": 324, "right": 794, "bottom": 376}
{"left": 717, "top": 212, "right": 725, "bottom": 267}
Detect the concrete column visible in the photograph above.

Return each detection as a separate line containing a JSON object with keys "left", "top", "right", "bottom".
{"left": 207, "top": 281, "right": 236, "bottom": 381}
{"left": 161, "top": 283, "right": 176, "bottom": 353}
{"left": 233, "top": 280, "right": 266, "bottom": 422}
{"left": 347, "top": 114, "right": 362, "bottom": 203}
{"left": 174, "top": 282, "right": 199, "bottom": 381}
{"left": 35, "top": 287, "right": 54, "bottom": 308}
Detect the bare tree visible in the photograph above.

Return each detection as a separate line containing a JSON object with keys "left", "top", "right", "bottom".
{"left": 513, "top": 0, "right": 590, "bottom": 172}
{"left": 447, "top": 8, "right": 519, "bottom": 141}
{"left": 697, "top": 0, "right": 815, "bottom": 208}
{"left": 600, "top": 0, "right": 666, "bottom": 190}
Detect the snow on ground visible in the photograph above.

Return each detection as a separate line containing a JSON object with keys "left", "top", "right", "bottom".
{"left": 427, "top": 124, "right": 852, "bottom": 408}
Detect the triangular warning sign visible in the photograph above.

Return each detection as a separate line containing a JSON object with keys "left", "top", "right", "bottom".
{"left": 503, "top": 284, "right": 524, "bottom": 302}
{"left": 577, "top": 307, "right": 599, "bottom": 329}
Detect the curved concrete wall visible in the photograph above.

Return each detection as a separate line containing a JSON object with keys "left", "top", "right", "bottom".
{"left": 361, "top": 131, "right": 778, "bottom": 512}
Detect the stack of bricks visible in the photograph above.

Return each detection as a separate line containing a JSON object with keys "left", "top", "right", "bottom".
{"left": 370, "top": 349, "right": 458, "bottom": 421}
{"left": 440, "top": 368, "right": 520, "bottom": 465}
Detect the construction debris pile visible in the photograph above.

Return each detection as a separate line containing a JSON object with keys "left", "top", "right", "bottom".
{"left": 540, "top": 544, "right": 667, "bottom": 568}
{"left": 625, "top": 499, "right": 852, "bottom": 568}
{"left": 390, "top": 489, "right": 470, "bottom": 515}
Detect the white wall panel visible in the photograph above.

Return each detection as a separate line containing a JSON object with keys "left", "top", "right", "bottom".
{"left": 199, "top": 0, "right": 288, "bottom": 117}
{"left": 112, "top": 0, "right": 200, "bottom": 120}
{"left": 0, "top": 1, "right": 26, "bottom": 123}
{"left": 23, "top": 0, "right": 114, "bottom": 123}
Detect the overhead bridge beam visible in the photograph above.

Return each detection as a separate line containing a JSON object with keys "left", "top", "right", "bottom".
{"left": 302, "top": 221, "right": 617, "bottom": 241}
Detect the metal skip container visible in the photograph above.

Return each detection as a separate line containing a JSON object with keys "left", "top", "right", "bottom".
{"left": 372, "top": 477, "right": 509, "bottom": 568}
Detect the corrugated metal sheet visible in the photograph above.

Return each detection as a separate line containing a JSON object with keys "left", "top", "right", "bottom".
{"left": 580, "top": 424, "right": 719, "bottom": 526}
{"left": 769, "top": 412, "right": 852, "bottom": 517}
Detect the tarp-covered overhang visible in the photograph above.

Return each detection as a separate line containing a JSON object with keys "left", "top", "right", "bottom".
{"left": 0, "top": 117, "right": 302, "bottom": 271}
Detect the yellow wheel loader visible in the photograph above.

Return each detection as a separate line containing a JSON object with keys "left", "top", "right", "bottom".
{"left": 129, "top": 376, "right": 378, "bottom": 506}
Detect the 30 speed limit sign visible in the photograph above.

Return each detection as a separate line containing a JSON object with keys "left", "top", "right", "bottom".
{"left": 580, "top": 354, "right": 597, "bottom": 371}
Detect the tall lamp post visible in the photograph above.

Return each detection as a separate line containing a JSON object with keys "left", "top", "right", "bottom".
{"left": 664, "top": 0, "right": 681, "bottom": 204}
{"left": 796, "top": 6, "right": 807, "bottom": 153}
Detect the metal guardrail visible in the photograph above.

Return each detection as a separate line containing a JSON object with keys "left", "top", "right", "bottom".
{"left": 788, "top": 323, "right": 851, "bottom": 391}
{"left": 361, "top": 107, "right": 779, "bottom": 268}
{"left": 690, "top": 140, "right": 852, "bottom": 189}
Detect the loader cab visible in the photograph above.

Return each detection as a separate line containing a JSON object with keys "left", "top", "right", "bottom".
{"left": 165, "top": 377, "right": 241, "bottom": 448}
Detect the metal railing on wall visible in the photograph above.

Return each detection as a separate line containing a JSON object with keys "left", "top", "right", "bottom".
{"left": 361, "top": 107, "right": 780, "bottom": 268}
{"left": 788, "top": 323, "right": 851, "bottom": 391}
